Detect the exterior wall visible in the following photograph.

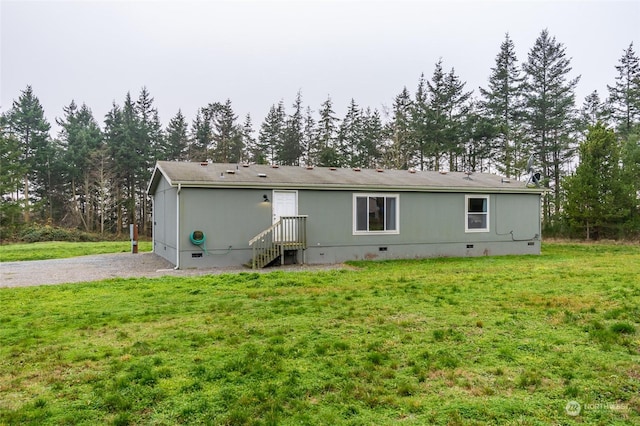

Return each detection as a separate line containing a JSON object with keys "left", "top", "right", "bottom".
{"left": 300, "top": 190, "right": 541, "bottom": 264}
{"left": 153, "top": 181, "right": 541, "bottom": 268}
{"left": 177, "top": 188, "right": 273, "bottom": 268}
{"left": 152, "top": 175, "right": 178, "bottom": 265}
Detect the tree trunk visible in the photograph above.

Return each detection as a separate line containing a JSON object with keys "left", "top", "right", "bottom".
{"left": 72, "top": 177, "right": 88, "bottom": 230}
{"left": 116, "top": 184, "right": 122, "bottom": 237}
{"left": 23, "top": 174, "right": 30, "bottom": 223}
{"left": 83, "top": 174, "right": 92, "bottom": 231}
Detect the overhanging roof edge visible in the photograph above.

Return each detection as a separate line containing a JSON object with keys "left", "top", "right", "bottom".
{"left": 167, "top": 180, "right": 544, "bottom": 194}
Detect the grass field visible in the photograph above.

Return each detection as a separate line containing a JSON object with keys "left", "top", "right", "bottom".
{"left": 0, "top": 243, "right": 638, "bottom": 425}
{"left": 0, "top": 241, "right": 153, "bottom": 262}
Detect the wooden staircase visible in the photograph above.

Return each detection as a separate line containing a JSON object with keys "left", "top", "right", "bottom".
{"left": 249, "top": 216, "right": 308, "bottom": 269}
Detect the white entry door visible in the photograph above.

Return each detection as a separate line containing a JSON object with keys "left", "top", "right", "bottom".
{"left": 272, "top": 190, "right": 298, "bottom": 223}
{"left": 272, "top": 191, "right": 298, "bottom": 241}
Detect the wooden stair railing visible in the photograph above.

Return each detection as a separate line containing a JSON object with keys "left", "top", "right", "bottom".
{"left": 249, "top": 216, "right": 307, "bottom": 269}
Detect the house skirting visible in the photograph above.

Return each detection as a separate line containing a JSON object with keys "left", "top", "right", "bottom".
{"left": 158, "top": 240, "right": 539, "bottom": 269}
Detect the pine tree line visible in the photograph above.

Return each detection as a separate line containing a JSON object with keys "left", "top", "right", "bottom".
{"left": 1, "top": 30, "right": 639, "bottom": 239}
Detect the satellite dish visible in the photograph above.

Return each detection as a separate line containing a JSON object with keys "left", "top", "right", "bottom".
{"left": 532, "top": 172, "right": 541, "bottom": 184}
{"left": 525, "top": 155, "right": 541, "bottom": 188}
{"left": 526, "top": 155, "right": 534, "bottom": 174}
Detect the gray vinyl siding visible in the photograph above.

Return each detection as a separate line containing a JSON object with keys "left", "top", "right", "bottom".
{"left": 166, "top": 187, "right": 540, "bottom": 268}
{"left": 299, "top": 190, "right": 540, "bottom": 264}
{"left": 177, "top": 188, "right": 272, "bottom": 268}
{"left": 151, "top": 175, "right": 177, "bottom": 265}
{"left": 300, "top": 191, "right": 539, "bottom": 245}
{"left": 148, "top": 162, "right": 543, "bottom": 268}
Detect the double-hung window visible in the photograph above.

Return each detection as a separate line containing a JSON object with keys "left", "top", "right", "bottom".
{"left": 465, "top": 195, "right": 490, "bottom": 232}
{"left": 353, "top": 194, "right": 399, "bottom": 234}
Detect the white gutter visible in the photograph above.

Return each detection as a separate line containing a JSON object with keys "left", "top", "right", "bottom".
{"left": 168, "top": 181, "right": 545, "bottom": 194}
{"left": 174, "top": 183, "right": 181, "bottom": 270}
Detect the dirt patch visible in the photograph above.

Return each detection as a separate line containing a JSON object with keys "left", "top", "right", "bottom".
{"left": 0, "top": 252, "right": 352, "bottom": 288}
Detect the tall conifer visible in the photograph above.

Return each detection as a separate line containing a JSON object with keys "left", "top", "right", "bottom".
{"left": 522, "top": 29, "right": 579, "bottom": 224}
{"left": 479, "top": 33, "right": 524, "bottom": 178}
{"left": 564, "top": 124, "right": 633, "bottom": 238}
{"left": 280, "top": 92, "right": 304, "bottom": 165}
{"left": 164, "top": 110, "right": 189, "bottom": 161}
{"left": 258, "top": 101, "right": 285, "bottom": 164}
{"left": 607, "top": 43, "right": 640, "bottom": 135}
{"left": 387, "top": 87, "right": 413, "bottom": 169}
{"left": 315, "top": 96, "right": 340, "bottom": 167}
{"left": 4, "top": 86, "right": 52, "bottom": 223}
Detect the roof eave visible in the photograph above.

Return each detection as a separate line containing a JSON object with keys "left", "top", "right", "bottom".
{"left": 147, "top": 163, "right": 174, "bottom": 195}
{"left": 167, "top": 180, "right": 544, "bottom": 194}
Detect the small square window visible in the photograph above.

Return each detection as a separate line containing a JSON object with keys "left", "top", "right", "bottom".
{"left": 465, "top": 195, "right": 489, "bottom": 232}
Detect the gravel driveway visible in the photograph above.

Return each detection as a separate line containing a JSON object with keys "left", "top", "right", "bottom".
{"left": 0, "top": 252, "right": 349, "bottom": 288}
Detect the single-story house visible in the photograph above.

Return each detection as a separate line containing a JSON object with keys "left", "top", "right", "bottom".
{"left": 147, "top": 161, "right": 543, "bottom": 269}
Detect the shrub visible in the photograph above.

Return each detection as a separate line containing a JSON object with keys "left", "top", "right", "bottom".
{"left": 18, "top": 225, "right": 100, "bottom": 243}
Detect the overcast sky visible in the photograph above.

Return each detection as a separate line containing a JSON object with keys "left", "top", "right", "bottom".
{"left": 1, "top": 0, "right": 638, "bottom": 136}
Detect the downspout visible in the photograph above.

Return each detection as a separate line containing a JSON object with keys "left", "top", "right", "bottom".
{"left": 539, "top": 192, "right": 543, "bottom": 241}
{"left": 174, "top": 183, "right": 181, "bottom": 270}
{"left": 151, "top": 195, "right": 155, "bottom": 253}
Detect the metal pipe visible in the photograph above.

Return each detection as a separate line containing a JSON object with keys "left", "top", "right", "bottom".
{"left": 150, "top": 195, "right": 155, "bottom": 253}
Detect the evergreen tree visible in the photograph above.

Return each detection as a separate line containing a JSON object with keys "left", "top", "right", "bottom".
{"left": 136, "top": 88, "right": 163, "bottom": 181}
{"left": 240, "top": 114, "right": 257, "bottom": 164}
{"left": 425, "top": 61, "right": 448, "bottom": 170}
{"left": 443, "top": 66, "right": 473, "bottom": 171}
{"left": 0, "top": 118, "right": 24, "bottom": 234}
{"left": 104, "top": 101, "right": 127, "bottom": 234}
{"left": 3, "top": 86, "right": 52, "bottom": 223}
{"left": 149, "top": 109, "right": 164, "bottom": 161}
{"left": 361, "top": 108, "right": 385, "bottom": 168}
{"left": 279, "top": 92, "right": 304, "bottom": 165}
{"left": 462, "top": 100, "right": 495, "bottom": 173}
{"left": 479, "top": 33, "right": 525, "bottom": 177}
{"left": 136, "top": 87, "right": 158, "bottom": 161}
{"left": 57, "top": 100, "right": 102, "bottom": 230}
{"left": 121, "top": 92, "right": 141, "bottom": 227}
{"left": 411, "top": 73, "right": 431, "bottom": 170}
{"left": 37, "top": 138, "right": 65, "bottom": 223}
{"left": 258, "top": 101, "right": 285, "bottom": 164}
{"left": 300, "top": 107, "right": 316, "bottom": 166}
{"left": 620, "top": 132, "right": 640, "bottom": 234}
{"left": 135, "top": 88, "right": 164, "bottom": 234}
{"left": 189, "top": 109, "right": 212, "bottom": 161}
{"left": 578, "top": 90, "right": 608, "bottom": 134}
{"left": 88, "top": 143, "right": 113, "bottom": 235}
{"left": 314, "top": 96, "right": 340, "bottom": 167}
{"left": 522, "top": 29, "right": 580, "bottom": 225}
{"left": 422, "top": 60, "right": 473, "bottom": 171}
{"left": 607, "top": 42, "right": 640, "bottom": 135}
{"left": 564, "top": 124, "right": 633, "bottom": 239}
{"left": 338, "top": 99, "right": 364, "bottom": 167}
{"left": 386, "top": 87, "right": 414, "bottom": 169}
{"left": 210, "top": 100, "right": 243, "bottom": 163}
{"left": 164, "top": 110, "right": 189, "bottom": 161}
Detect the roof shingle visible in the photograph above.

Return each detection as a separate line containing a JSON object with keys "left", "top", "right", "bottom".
{"left": 148, "top": 161, "right": 542, "bottom": 194}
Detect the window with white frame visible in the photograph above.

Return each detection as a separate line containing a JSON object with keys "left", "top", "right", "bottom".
{"left": 465, "top": 195, "right": 490, "bottom": 232}
{"left": 353, "top": 194, "right": 399, "bottom": 234}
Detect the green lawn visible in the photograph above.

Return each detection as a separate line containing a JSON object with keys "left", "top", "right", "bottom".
{"left": 0, "top": 243, "right": 638, "bottom": 425}
{"left": 0, "top": 241, "right": 152, "bottom": 262}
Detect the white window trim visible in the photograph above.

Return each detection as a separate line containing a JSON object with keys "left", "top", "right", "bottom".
{"left": 465, "top": 194, "right": 490, "bottom": 233}
{"left": 352, "top": 193, "right": 400, "bottom": 235}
